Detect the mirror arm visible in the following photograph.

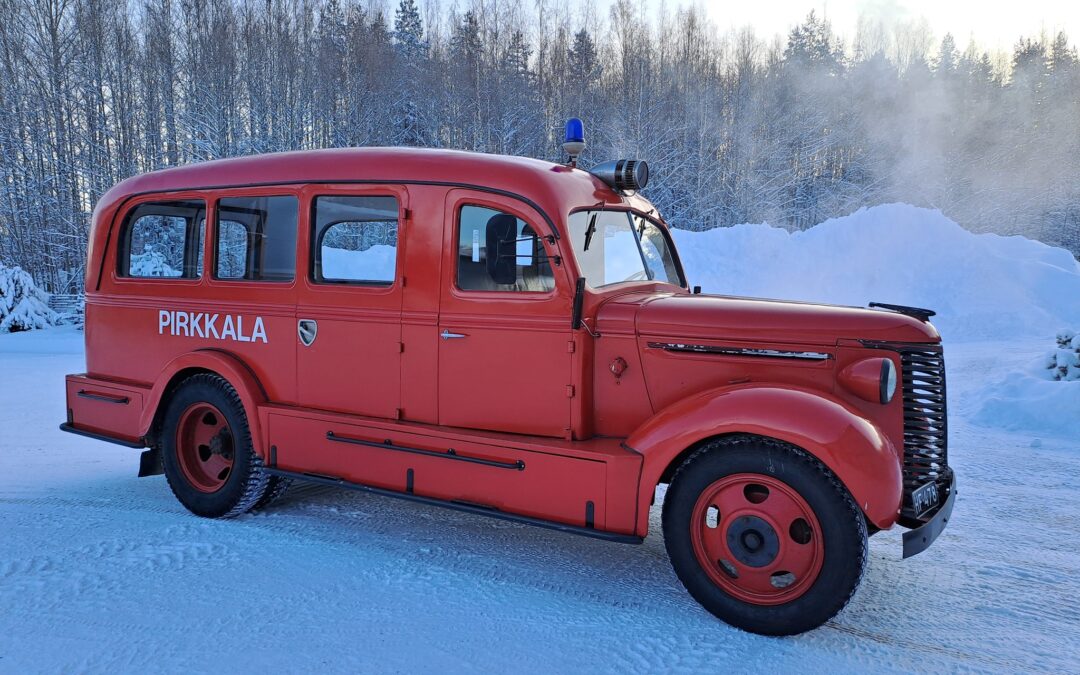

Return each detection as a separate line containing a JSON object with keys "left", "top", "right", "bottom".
{"left": 571, "top": 276, "right": 585, "bottom": 330}
{"left": 572, "top": 276, "right": 599, "bottom": 337}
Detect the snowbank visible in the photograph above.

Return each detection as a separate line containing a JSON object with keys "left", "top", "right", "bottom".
{"left": 672, "top": 204, "right": 1080, "bottom": 342}
{"left": 0, "top": 264, "right": 59, "bottom": 332}
{"left": 322, "top": 244, "right": 396, "bottom": 281}
{"left": 973, "top": 354, "right": 1080, "bottom": 439}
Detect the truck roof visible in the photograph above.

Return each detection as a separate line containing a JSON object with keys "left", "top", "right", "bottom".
{"left": 96, "top": 147, "right": 645, "bottom": 220}
{"left": 87, "top": 147, "right": 660, "bottom": 290}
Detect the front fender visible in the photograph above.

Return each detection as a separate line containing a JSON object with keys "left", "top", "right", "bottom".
{"left": 627, "top": 384, "right": 902, "bottom": 536}
{"left": 138, "top": 349, "right": 269, "bottom": 458}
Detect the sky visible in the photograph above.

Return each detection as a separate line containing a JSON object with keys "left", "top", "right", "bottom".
{"left": 700, "top": 0, "right": 1080, "bottom": 52}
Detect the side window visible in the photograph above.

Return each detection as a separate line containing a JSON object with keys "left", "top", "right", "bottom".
{"left": 119, "top": 200, "right": 205, "bottom": 279}
{"left": 312, "top": 196, "right": 399, "bottom": 285}
{"left": 456, "top": 205, "right": 554, "bottom": 292}
{"left": 214, "top": 195, "right": 298, "bottom": 281}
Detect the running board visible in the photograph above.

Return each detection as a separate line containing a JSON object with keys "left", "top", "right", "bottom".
{"left": 260, "top": 467, "right": 643, "bottom": 545}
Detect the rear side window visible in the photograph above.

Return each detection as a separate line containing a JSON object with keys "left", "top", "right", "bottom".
{"left": 312, "top": 196, "right": 399, "bottom": 285}
{"left": 456, "top": 205, "right": 554, "bottom": 292}
{"left": 215, "top": 195, "right": 298, "bottom": 281}
{"left": 119, "top": 200, "right": 205, "bottom": 279}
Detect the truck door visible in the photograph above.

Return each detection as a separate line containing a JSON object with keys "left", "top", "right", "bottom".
{"left": 295, "top": 184, "right": 407, "bottom": 419}
{"left": 437, "top": 189, "right": 573, "bottom": 438}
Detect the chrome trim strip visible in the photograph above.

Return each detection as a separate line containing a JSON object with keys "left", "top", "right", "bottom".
{"left": 646, "top": 342, "right": 832, "bottom": 361}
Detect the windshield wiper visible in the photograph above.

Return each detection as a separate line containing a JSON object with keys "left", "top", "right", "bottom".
{"left": 583, "top": 213, "right": 597, "bottom": 252}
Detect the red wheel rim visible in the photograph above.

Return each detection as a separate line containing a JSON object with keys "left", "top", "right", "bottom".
{"left": 690, "top": 473, "right": 824, "bottom": 605}
{"left": 175, "top": 403, "right": 234, "bottom": 493}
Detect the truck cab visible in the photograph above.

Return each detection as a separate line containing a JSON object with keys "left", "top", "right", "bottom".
{"left": 63, "top": 142, "right": 954, "bottom": 635}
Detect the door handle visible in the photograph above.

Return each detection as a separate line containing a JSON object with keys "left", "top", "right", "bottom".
{"left": 440, "top": 329, "right": 468, "bottom": 340}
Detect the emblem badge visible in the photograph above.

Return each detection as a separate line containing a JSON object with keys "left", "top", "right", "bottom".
{"left": 298, "top": 319, "right": 318, "bottom": 347}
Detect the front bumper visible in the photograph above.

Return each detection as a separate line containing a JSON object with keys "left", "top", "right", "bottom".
{"left": 901, "top": 474, "right": 956, "bottom": 559}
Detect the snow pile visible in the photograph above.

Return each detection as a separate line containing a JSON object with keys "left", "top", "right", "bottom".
{"left": 672, "top": 204, "right": 1080, "bottom": 342}
{"left": 1044, "top": 330, "right": 1080, "bottom": 381}
{"left": 322, "top": 245, "right": 396, "bottom": 282}
{"left": 0, "top": 264, "right": 59, "bottom": 333}
{"left": 973, "top": 344, "right": 1080, "bottom": 439}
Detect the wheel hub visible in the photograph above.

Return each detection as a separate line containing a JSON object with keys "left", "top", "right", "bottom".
{"left": 726, "top": 515, "right": 779, "bottom": 568}
{"left": 175, "top": 402, "right": 235, "bottom": 493}
{"left": 208, "top": 427, "right": 233, "bottom": 460}
{"left": 689, "top": 473, "right": 826, "bottom": 606}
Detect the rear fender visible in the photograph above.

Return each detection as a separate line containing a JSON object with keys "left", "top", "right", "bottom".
{"left": 627, "top": 384, "right": 902, "bottom": 537}
{"left": 139, "top": 349, "right": 269, "bottom": 458}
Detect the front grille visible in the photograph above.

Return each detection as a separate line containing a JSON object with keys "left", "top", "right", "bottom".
{"left": 864, "top": 342, "right": 950, "bottom": 517}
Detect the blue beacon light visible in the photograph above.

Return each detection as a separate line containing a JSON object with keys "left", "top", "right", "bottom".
{"left": 563, "top": 118, "right": 586, "bottom": 167}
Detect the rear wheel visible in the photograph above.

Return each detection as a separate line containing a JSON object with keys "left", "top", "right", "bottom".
{"left": 662, "top": 436, "right": 867, "bottom": 635}
{"left": 161, "top": 374, "right": 270, "bottom": 518}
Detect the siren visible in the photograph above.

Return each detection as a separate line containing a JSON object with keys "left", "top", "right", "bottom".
{"left": 589, "top": 159, "right": 650, "bottom": 194}
{"left": 563, "top": 118, "right": 586, "bottom": 166}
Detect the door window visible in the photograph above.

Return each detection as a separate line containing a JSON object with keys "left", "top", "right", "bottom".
{"left": 456, "top": 205, "right": 554, "bottom": 292}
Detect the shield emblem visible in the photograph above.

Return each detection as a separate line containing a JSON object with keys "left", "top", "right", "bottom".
{"left": 298, "top": 319, "right": 318, "bottom": 347}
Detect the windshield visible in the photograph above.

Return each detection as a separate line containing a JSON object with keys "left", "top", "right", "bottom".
{"left": 567, "top": 210, "right": 685, "bottom": 288}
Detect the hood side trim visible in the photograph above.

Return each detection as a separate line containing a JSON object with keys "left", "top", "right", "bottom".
{"left": 647, "top": 342, "right": 832, "bottom": 361}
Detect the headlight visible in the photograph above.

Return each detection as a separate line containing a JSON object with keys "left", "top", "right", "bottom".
{"left": 840, "top": 356, "right": 899, "bottom": 405}
{"left": 880, "top": 357, "right": 898, "bottom": 404}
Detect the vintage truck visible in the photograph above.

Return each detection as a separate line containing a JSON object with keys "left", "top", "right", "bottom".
{"left": 62, "top": 125, "right": 954, "bottom": 635}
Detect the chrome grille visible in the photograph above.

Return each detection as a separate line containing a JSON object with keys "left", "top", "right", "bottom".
{"left": 897, "top": 345, "right": 948, "bottom": 491}
{"left": 863, "top": 341, "right": 950, "bottom": 518}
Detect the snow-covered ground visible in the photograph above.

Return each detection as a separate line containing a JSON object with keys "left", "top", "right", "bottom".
{"left": 2, "top": 205, "right": 1079, "bottom": 672}
{"left": 2, "top": 328, "right": 1078, "bottom": 672}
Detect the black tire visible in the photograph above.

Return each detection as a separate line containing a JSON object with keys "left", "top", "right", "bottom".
{"left": 662, "top": 435, "right": 868, "bottom": 636}
{"left": 161, "top": 374, "right": 270, "bottom": 518}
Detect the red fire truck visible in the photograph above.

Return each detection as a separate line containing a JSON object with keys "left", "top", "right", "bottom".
{"left": 62, "top": 123, "right": 954, "bottom": 635}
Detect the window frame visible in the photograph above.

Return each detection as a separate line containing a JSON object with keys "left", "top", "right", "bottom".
{"left": 211, "top": 193, "right": 300, "bottom": 283}
{"left": 452, "top": 202, "right": 559, "bottom": 296}
{"left": 115, "top": 198, "right": 207, "bottom": 281}
{"left": 310, "top": 194, "right": 401, "bottom": 287}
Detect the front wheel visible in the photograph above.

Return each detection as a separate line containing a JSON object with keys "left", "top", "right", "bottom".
{"left": 161, "top": 374, "right": 271, "bottom": 518}
{"left": 662, "top": 436, "right": 868, "bottom": 635}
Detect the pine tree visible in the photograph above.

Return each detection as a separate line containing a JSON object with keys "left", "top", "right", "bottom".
{"left": 393, "top": 0, "right": 425, "bottom": 60}
{"left": 569, "top": 29, "right": 600, "bottom": 85}
{"left": 0, "top": 264, "right": 59, "bottom": 333}
{"left": 506, "top": 30, "right": 531, "bottom": 79}
{"left": 935, "top": 33, "right": 959, "bottom": 74}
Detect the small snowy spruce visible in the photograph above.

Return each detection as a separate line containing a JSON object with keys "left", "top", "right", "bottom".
{"left": 1045, "top": 330, "right": 1080, "bottom": 381}
{"left": 0, "top": 264, "right": 60, "bottom": 333}
{"left": 128, "top": 247, "right": 181, "bottom": 277}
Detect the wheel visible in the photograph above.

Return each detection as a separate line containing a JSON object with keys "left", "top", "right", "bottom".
{"left": 662, "top": 435, "right": 868, "bottom": 635}
{"left": 161, "top": 374, "right": 271, "bottom": 518}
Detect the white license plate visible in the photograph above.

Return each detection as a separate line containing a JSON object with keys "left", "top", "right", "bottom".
{"left": 911, "top": 481, "right": 941, "bottom": 518}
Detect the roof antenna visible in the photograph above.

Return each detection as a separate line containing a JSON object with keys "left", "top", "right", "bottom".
{"left": 563, "top": 118, "right": 586, "bottom": 168}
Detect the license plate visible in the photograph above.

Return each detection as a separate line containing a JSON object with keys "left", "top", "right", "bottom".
{"left": 911, "top": 481, "right": 941, "bottom": 518}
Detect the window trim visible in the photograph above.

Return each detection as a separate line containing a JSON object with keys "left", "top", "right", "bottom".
{"left": 116, "top": 199, "right": 207, "bottom": 281}
{"left": 452, "top": 202, "right": 558, "bottom": 296}
{"left": 309, "top": 194, "right": 401, "bottom": 287}
{"left": 211, "top": 194, "right": 299, "bottom": 283}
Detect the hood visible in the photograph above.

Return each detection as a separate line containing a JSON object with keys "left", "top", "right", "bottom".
{"left": 615, "top": 293, "right": 939, "bottom": 345}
